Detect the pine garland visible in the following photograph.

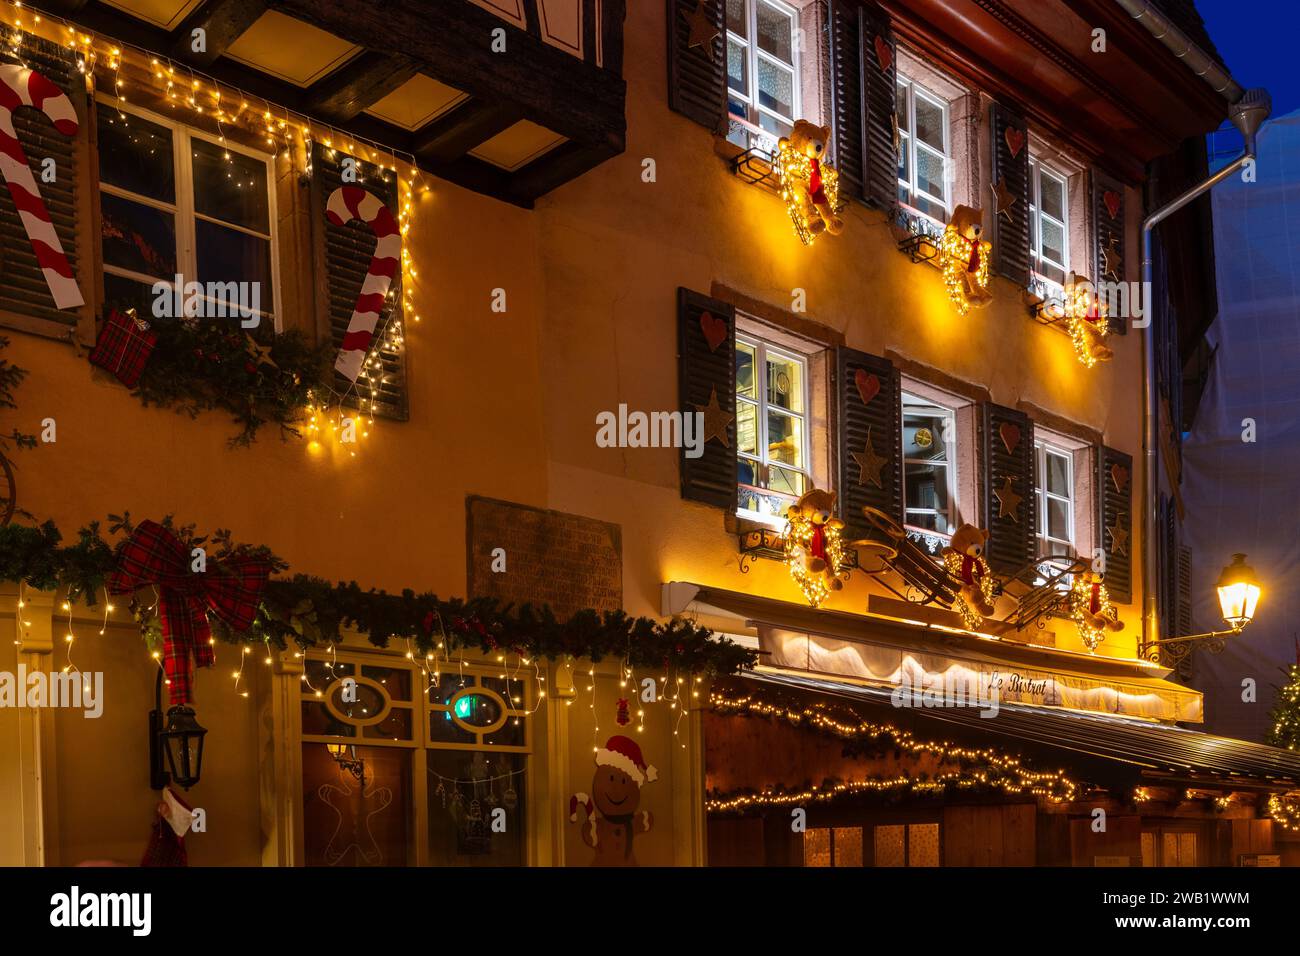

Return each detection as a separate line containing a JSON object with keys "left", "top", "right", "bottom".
{"left": 0, "top": 515, "right": 756, "bottom": 675}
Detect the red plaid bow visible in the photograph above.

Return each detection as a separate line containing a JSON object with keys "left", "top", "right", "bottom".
{"left": 108, "top": 520, "right": 271, "bottom": 706}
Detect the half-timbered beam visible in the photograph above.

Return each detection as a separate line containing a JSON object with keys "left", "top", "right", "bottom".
{"left": 304, "top": 51, "right": 420, "bottom": 123}
{"left": 509, "top": 140, "right": 618, "bottom": 204}
{"left": 412, "top": 99, "right": 523, "bottom": 164}
{"left": 169, "top": 0, "right": 268, "bottom": 67}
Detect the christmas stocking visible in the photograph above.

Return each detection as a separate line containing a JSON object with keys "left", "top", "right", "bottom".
{"left": 141, "top": 786, "right": 194, "bottom": 867}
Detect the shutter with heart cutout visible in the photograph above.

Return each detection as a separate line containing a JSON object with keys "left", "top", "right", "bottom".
{"left": 678, "top": 287, "right": 736, "bottom": 509}
{"left": 990, "top": 102, "right": 1030, "bottom": 287}
{"left": 981, "top": 403, "right": 1035, "bottom": 575}
{"left": 1098, "top": 445, "right": 1133, "bottom": 603}
{"left": 836, "top": 347, "right": 902, "bottom": 544}
{"left": 1092, "top": 169, "right": 1127, "bottom": 334}
{"left": 667, "top": 0, "right": 726, "bottom": 133}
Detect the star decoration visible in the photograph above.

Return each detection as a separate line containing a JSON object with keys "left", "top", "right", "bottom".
{"left": 991, "top": 178, "right": 1018, "bottom": 220}
{"left": 694, "top": 386, "right": 733, "bottom": 447}
{"left": 249, "top": 339, "right": 278, "bottom": 369}
{"left": 681, "top": 1, "right": 720, "bottom": 63}
{"left": 1107, "top": 519, "right": 1129, "bottom": 557}
{"left": 993, "top": 476, "right": 1022, "bottom": 521}
{"left": 851, "top": 428, "right": 887, "bottom": 489}
{"left": 1101, "top": 235, "right": 1122, "bottom": 281}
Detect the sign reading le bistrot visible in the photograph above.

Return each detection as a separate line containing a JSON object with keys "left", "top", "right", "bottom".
{"left": 466, "top": 497, "right": 623, "bottom": 621}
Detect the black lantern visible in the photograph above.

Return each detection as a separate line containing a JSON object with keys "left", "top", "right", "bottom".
{"left": 150, "top": 671, "right": 207, "bottom": 790}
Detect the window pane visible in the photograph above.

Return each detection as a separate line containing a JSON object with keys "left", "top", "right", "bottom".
{"left": 904, "top": 412, "right": 947, "bottom": 463}
{"left": 804, "top": 828, "right": 832, "bottom": 867}
{"left": 1035, "top": 490, "right": 1045, "bottom": 536}
{"left": 766, "top": 410, "right": 802, "bottom": 467}
{"left": 896, "top": 84, "right": 910, "bottom": 132}
{"left": 97, "top": 105, "right": 175, "bottom": 203}
{"left": 100, "top": 193, "right": 177, "bottom": 279}
{"left": 726, "top": 0, "right": 747, "bottom": 36}
{"left": 191, "top": 139, "right": 270, "bottom": 234}
{"left": 756, "top": 2, "right": 794, "bottom": 63}
{"left": 908, "top": 823, "right": 940, "bottom": 866}
{"left": 1039, "top": 218, "right": 1065, "bottom": 266}
{"left": 766, "top": 353, "right": 802, "bottom": 412}
{"left": 914, "top": 95, "right": 944, "bottom": 150}
{"left": 1046, "top": 451, "right": 1070, "bottom": 496}
{"left": 736, "top": 400, "right": 758, "bottom": 456}
{"left": 906, "top": 463, "right": 949, "bottom": 519}
{"left": 736, "top": 343, "right": 756, "bottom": 398}
{"left": 1047, "top": 497, "right": 1070, "bottom": 541}
{"left": 767, "top": 463, "right": 804, "bottom": 496}
{"left": 874, "top": 825, "right": 905, "bottom": 867}
{"left": 102, "top": 272, "right": 159, "bottom": 317}
{"left": 727, "top": 38, "right": 748, "bottom": 95}
{"left": 362, "top": 665, "right": 411, "bottom": 702}
{"left": 739, "top": 484, "right": 791, "bottom": 519}
{"left": 302, "top": 743, "right": 410, "bottom": 866}
{"left": 195, "top": 219, "right": 273, "bottom": 312}
{"left": 897, "top": 131, "right": 909, "bottom": 183}
{"left": 833, "top": 827, "right": 863, "bottom": 867}
{"left": 757, "top": 59, "right": 794, "bottom": 118}
{"left": 916, "top": 147, "right": 945, "bottom": 202}
{"left": 1040, "top": 173, "right": 1065, "bottom": 220}
{"left": 758, "top": 112, "right": 793, "bottom": 139}
{"left": 738, "top": 457, "right": 757, "bottom": 487}
{"left": 427, "top": 751, "right": 525, "bottom": 866}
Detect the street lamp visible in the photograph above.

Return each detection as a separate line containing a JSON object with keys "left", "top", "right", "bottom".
{"left": 1141, "top": 553, "right": 1262, "bottom": 663}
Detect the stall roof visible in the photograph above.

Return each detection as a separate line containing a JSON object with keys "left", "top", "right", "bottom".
{"left": 742, "top": 670, "right": 1300, "bottom": 792}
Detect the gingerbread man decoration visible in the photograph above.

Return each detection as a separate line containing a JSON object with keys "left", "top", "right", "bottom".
{"left": 569, "top": 735, "right": 656, "bottom": 866}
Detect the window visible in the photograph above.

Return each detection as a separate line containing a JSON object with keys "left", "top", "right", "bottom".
{"left": 1029, "top": 161, "right": 1068, "bottom": 285}
{"left": 300, "top": 653, "right": 531, "bottom": 866}
{"left": 874, "top": 823, "right": 940, "bottom": 866}
{"left": 736, "top": 336, "right": 809, "bottom": 523}
{"left": 725, "top": 0, "right": 800, "bottom": 140}
{"left": 1141, "top": 830, "right": 1199, "bottom": 867}
{"left": 97, "top": 101, "right": 279, "bottom": 327}
{"left": 803, "top": 827, "right": 863, "bottom": 867}
{"left": 1034, "top": 440, "right": 1074, "bottom": 557}
{"left": 902, "top": 392, "right": 956, "bottom": 535}
{"left": 896, "top": 77, "right": 950, "bottom": 221}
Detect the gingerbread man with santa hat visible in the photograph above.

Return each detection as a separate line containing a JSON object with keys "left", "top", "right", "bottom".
{"left": 569, "top": 734, "right": 656, "bottom": 866}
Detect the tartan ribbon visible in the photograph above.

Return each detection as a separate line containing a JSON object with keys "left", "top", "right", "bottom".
{"left": 107, "top": 520, "right": 271, "bottom": 706}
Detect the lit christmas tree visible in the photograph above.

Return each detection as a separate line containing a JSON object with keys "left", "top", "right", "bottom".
{"left": 1265, "top": 640, "right": 1300, "bottom": 751}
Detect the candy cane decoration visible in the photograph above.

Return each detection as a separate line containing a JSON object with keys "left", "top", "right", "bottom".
{"left": 325, "top": 185, "right": 400, "bottom": 382}
{"left": 0, "top": 64, "right": 83, "bottom": 310}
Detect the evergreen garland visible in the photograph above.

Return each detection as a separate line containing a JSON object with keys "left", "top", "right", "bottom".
{"left": 0, "top": 515, "right": 756, "bottom": 675}
{"left": 1266, "top": 663, "right": 1300, "bottom": 752}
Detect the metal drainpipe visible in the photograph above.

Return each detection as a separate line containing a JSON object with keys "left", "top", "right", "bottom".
{"left": 1114, "top": 0, "right": 1268, "bottom": 654}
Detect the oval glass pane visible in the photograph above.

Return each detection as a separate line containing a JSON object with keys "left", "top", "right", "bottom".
{"left": 448, "top": 688, "right": 507, "bottom": 733}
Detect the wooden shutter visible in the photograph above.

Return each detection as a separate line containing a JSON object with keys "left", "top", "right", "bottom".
{"left": 1176, "top": 545, "right": 1193, "bottom": 637}
{"left": 1097, "top": 445, "right": 1133, "bottom": 603}
{"left": 828, "top": 0, "right": 865, "bottom": 201}
{"left": 311, "top": 146, "right": 407, "bottom": 420}
{"left": 836, "top": 347, "right": 902, "bottom": 543}
{"left": 667, "top": 0, "right": 725, "bottom": 132}
{"left": 678, "top": 286, "right": 736, "bottom": 508}
{"left": 1092, "top": 169, "right": 1127, "bottom": 334}
{"left": 0, "top": 37, "right": 81, "bottom": 326}
{"left": 858, "top": 2, "right": 896, "bottom": 209}
{"left": 990, "top": 101, "right": 1030, "bottom": 287}
{"left": 981, "top": 403, "right": 1035, "bottom": 574}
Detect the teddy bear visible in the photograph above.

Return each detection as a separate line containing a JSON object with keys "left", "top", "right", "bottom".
{"left": 1065, "top": 273, "right": 1113, "bottom": 364}
{"left": 569, "top": 735, "right": 656, "bottom": 866}
{"left": 1076, "top": 569, "right": 1125, "bottom": 634}
{"left": 941, "top": 523, "right": 996, "bottom": 623}
{"left": 785, "top": 487, "right": 846, "bottom": 593}
{"left": 941, "top": 204, "right": 993, "bottom": 313}
{"left": 778, "top": 120, "right": 844, "bottom": 239}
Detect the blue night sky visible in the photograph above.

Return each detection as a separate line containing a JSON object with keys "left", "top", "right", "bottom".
{"left": 1196, "top": 0, "right": 1300, "bottom": 121}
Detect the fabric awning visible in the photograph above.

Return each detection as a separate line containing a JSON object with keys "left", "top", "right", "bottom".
{"left": 741, "top": 669, "right": 1300, "bottom": 792}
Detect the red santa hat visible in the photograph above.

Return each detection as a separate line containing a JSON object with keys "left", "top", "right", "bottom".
{"left": 596, "top": 734, "right": 657, "bottom": 786}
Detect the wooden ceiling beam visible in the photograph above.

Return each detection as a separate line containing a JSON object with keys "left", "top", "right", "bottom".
{"left": 304, "top": 51, "right": 420, "bottom": 122}
{"left": 169, "top": 0, "right": 269, "bottom": 67}
{"left": 412, "top": 99, "right": 524, "bottom": 164}
{"left": 509, "top": 139, "right": 616, "bottom": 204}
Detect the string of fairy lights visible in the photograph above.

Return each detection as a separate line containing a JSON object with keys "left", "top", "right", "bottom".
{"left": 706, "top": 687, "right": 1078, "bottom": 811}
{"left": 1, "top": 0, "right": 427, "bottom": 460}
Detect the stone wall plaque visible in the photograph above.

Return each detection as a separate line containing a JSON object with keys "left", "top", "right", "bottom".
{"left": 466, "top": 496, "right": 623, "bottom": 621}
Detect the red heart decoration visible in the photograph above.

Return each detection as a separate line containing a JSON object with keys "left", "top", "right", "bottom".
{"left": 1004, "top": 126, "right": 1025, "bottom": 159}
{"left": 699, "top": 311, "right": 728, "bottom": 352}
{"left": 873, "top": 35, "right": 892, "bottom": 73}
{"left": 1103, "top": 190, "right": 1121, "bottom": 220}
{"left": 999, "top": 422, "right": 1020, "bottom": 455}
{"left": 855, "top": 369, "right": 880, "bottom": 407}
{"left": 1111, "top": 464, "right": 1129, "bottom": 493}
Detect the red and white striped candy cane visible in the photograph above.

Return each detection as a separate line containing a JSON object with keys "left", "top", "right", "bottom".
{"left": 0, "top": 64, "right": 83, "bottom": 310}
{"left": 325, "top": 185, "right": 400, "bottom": 382}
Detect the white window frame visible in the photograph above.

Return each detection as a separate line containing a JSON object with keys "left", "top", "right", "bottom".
{"left": 736, "top": 334, "right": 810, "bottom": 526}
{"left": 1028, "top": 160, "right": 1069, "bottom": 279}
{"left": 725, "top": 0, "right": 801, "bottom": 139}
{"left": 895, "top": 76, "right": 951, "bottom": 221}
{"left": 901, "top": 392, "right": 958, "bottom": 536}
{"left": 1034, "top": 439, "right": 1075, "bottom": 557}
{"left": 96, "top": 97, "right": 282, "bottom": 329}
